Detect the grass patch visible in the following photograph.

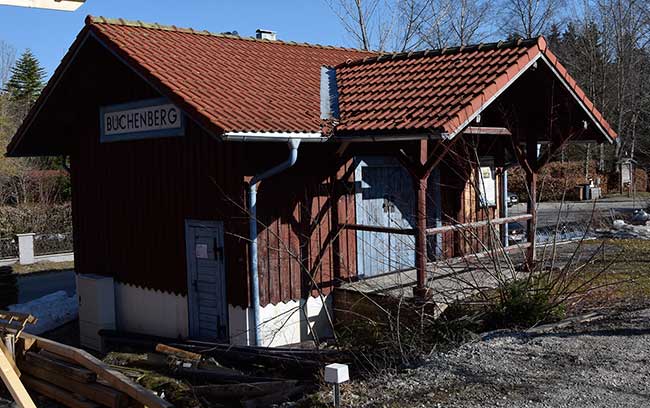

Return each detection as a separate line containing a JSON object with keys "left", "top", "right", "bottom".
{"left": 603, "top": 192, "right": 650, "bottom": 199}
{"left": 567, "top": 239, "right": 650, "bottom": 314}
{"left": 12, "top": 261, "right": 74, "bottom": 274}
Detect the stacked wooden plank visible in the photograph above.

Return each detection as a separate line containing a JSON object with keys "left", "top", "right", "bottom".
{"left": 17, "top": 349, "right": 129, "bottom": 408}
{"left": 101, "top": 330, "right": 352, "bottom": 407}
{"left": 0, "top": 315, "right": 175, "bottom": 408}
{"left": 15, "top": 334, "right": 174, "bottom": 408}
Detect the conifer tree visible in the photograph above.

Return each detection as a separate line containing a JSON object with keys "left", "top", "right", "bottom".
{"left": 5, "top": 49, "right": 45, "bottom": 108}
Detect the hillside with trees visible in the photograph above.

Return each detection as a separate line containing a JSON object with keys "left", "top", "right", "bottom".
{"left": 0, "top": 43, "right": 71, "bottom": 252}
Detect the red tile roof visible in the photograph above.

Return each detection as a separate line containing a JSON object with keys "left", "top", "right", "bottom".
{"left": 87, "top": 16, "right": 372, "bottom": 135}
{"left": 335, "top": 37, "right": 617, "bottom": 141}
{"left": 7, "top": 18, "right": 616, "bottom": 157}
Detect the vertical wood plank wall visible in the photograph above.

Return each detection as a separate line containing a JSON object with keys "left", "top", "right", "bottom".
{"left": 254, "top": 153, "right": 357, "bottom": 306}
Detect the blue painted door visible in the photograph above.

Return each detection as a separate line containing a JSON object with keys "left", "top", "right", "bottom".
{"left": 186, "top": 220, "right": 228, "bottom": 340}
{"left": 355, "top": 157, "right": 416, "bottom": 277}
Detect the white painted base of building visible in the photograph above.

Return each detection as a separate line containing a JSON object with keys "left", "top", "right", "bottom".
{"left": 114, "top": 283, "right": 189, "bottom": 339}
{"left": 85, "top": 278, "right": 331, "bottom": 347}
{"left": 228, "top": 295, "right": 333, "bottom": 347}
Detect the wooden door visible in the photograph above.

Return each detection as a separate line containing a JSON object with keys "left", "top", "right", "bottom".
{"left": 185, "top": 220, "right": 228, "bottom": 340}
{"left": 354, "top": 156, "right": 416, "bottom": 277}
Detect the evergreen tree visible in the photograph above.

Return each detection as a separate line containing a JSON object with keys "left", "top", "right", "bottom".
{"left": 5, "top": 49, "right": 45, "bottom": 108}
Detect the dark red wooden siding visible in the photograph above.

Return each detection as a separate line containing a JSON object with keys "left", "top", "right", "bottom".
{"left": 252, "top": 150, "right": 357, "bottom": 306}
{"left": 61, "top": 37, "right": 358, "bottom": 308}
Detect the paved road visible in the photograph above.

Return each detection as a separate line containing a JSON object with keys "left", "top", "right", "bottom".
{"left": 16, "top": 269, "right": 76, "bottom": 303}
{"left": 509, "top": 196, "right": 647, "bottom": 228}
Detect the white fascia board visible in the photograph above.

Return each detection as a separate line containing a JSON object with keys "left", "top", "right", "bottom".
{"left": 538, "top": 54, "right": 614, "bottom": 144}
{"left": 446, "top": 53, "right": 543, "bottom": 140}
{"left": 222, "top": 131, "right": 328, "bottom": 142}
{"left": 335, "top": 132, "right": 441, "bottom": 142}
{"left": 0, "top": 0, "right": 85, "bottom": 11}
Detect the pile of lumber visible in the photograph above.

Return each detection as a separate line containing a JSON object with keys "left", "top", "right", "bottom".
{"left": 0, "top": 311, "right": 173, "bottom": 408}
{"left": 15, "top": 334, "right": 174, "bottom": 408}
{"left": 101, "top": 330, "right": 352, "bottom": 407}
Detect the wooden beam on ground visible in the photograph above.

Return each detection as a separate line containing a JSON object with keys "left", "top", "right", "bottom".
{"left": 425, "top": 214, "right": 532, "bottom": 235}
{"left": 21, "top": 375, "right": 100, "bottom": 408}
{"left": 22, "top": 334, "right": 173, "bottom": 408}
{"left": 18, "top": 363, "right": 128, "bottom": 408}
{"left": 155, "top": 343, "right": 201, "bottom": 362}
{"left": 24, "top": 352, "right": 96, "bottom": 383}
{"left": 0, "top": 346, "right": 36, "bottom": 408}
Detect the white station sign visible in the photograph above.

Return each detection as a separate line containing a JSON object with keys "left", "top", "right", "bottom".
{"left": 100, "top": 98, "right": 184, "bottom": 143}
{"left": 0, "top": 0, "right": 85, "bottom": 11}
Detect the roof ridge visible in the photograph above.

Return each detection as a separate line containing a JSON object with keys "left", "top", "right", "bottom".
{"left": 85, "top": 15, "right": 375, "bottom": 54}
{"left": 337, "top": 36, "right": 545, "bottom": 68}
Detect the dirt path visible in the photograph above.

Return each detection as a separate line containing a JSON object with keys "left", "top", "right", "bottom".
{"left": 349, "top": 308, "right": 650, "bottom": 407}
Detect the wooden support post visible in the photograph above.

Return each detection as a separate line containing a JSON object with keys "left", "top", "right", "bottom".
{"left": 413, "top": 139, "right": 431, "bottom": 299}
{"left": 396, "top": 139, "right": 458, "bottom": 299}
{"left": 413, "top": 176, "right": 429, "bottom": 298}
{"left": 526, "top": 134, "right": 539, "bottom": 269}
{"left": 526, "top": 171, "right": 537, "bottom": 267}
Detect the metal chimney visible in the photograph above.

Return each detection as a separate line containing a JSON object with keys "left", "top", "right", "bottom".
{"left": 256, "top": 29, "right": 277, "bottom": 41}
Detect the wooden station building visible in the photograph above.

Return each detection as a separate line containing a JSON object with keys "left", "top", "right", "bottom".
{"left": 7, "top": 16, "right": 616, "bottom": 347}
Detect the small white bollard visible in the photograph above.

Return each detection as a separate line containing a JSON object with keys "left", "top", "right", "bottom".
{"left": 325, "top": 363, "right": 349, "bottom": 408}
{"left": 17, "top": 233, "right": 35, "bottom": 265}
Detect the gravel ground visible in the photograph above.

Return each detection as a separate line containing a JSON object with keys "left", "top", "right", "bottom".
{"left": 348, "top": 308, "right": 650, "bottom": 407}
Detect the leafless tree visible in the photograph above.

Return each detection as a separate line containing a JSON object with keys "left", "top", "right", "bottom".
{"left": 420, "top": 0, "right": 494, "bottom": 47}
{"left": 325, "top": 0, "right": 395, "bottom": 50}
{"left": 326, "top": 0, "right": 438, "bottom": 51}
{"left": 0, "top": 40, "right": 15, "bottom": 91}
{"left": 595, "top": 0, "right": 650, "bottom": 160}
{"left": 500, "top": 0, "right": 566, "bottom": 38}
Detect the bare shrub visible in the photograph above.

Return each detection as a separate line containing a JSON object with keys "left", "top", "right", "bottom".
{"left": 0, "top": 203, "right": 72, "bottom": 236}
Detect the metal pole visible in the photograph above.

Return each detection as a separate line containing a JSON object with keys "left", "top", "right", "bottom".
{"left": 334, "top": 383, "right": 341, "bottom": 408}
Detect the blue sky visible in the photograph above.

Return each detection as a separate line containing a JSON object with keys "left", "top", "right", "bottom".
{"left": 0, "top": 0, "right": 350, "bottom": 78}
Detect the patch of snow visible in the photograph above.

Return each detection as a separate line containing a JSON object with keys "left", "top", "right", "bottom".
{"left": 8, "top": 290, "right": 78, "bottom": 334}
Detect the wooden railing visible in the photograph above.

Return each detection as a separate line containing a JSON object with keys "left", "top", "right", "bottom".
{"left": 339, "top": 224, "right": 416, "bottom": 235}
{"left": 340, "top": 214, "right": 532, "bottom": 237}
{"left": 425, "top": 214, "right": 532, "bottom": 235}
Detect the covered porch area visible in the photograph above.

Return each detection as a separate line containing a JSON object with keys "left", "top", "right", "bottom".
{"left": 329, "top": 37, "right": 617, "bottom": 299}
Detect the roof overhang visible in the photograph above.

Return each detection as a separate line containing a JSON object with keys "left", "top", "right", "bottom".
{"left": 537, "top": 54, "right": 615, "bottom": 144}
{"left": 333, "top": 37, "right": 617, "bottom": 146}
{"left": 334, "top": 131, "right": 443, "bottom": 142}
{"left": 444, "top": 53, "right": 616, "bottom": 144}
{"left": 0, "top": 0, "right": 85, "bottom": 11}
{"left": 221, "top": 132, "right": 328, "bottom": 142}
{"left": 444, "top": 54, "right": 543, "bottom": 140}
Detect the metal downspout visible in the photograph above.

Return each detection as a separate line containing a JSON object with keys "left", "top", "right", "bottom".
{"left": 248, "top": 139, "right": 301, "bottom": 346}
